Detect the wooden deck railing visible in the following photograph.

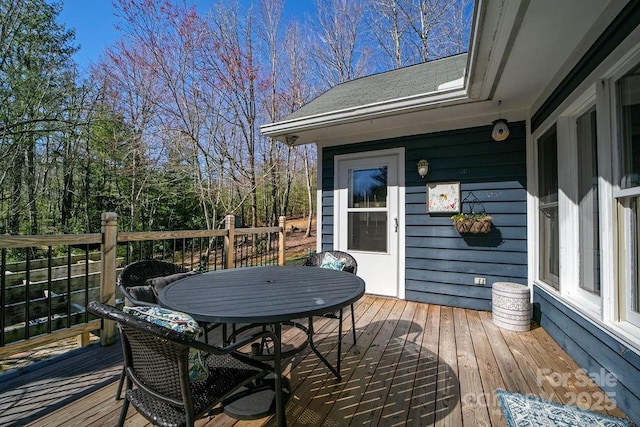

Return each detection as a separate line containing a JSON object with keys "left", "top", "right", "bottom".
{"left": 0, "top": 213, "right": 286, "bottom": 357}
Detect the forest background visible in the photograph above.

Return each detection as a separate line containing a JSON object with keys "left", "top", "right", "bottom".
{"left": 0, "top": 0, "right": 472, "bottom": 240}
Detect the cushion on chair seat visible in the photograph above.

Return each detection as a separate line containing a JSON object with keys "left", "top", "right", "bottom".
{"left": 124, "top": 286, "right": 157, "bottom": 306}
{"left": 320, "top": 252, "right": 346, "bottom": 271}
{"left": 123, "top": 306, "right": 208, "bottom": 381}
{"left": 147, "top": 271, "right": 197, "bottom": 295}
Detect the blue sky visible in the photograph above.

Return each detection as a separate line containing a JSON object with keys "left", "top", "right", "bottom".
{"left": 58, "top": 1, "right": 120, "bottom": 70}
{"left": 57, "top": 1, "right": 315, "bottom": 71}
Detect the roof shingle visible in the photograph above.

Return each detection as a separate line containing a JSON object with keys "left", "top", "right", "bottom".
{"left": 285, "top": 53, "right": 468, "bottom": 121}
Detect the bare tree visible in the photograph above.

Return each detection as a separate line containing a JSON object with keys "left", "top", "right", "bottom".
{"left": 438, "top": 0, "right": 474, "bottom": 56}
{"left": 95, "top": 36, "right": 160, "bottom": 231}
{"left": 403, "top": 0, "right": 455, "bottom": 62}
{"left": 205, "top": 1, "right": 266, "bottom": 228}
{"left": 258, "top": 0, "right": 285, "bottom": 226}
{"left": 312, "top": 0, "right": 370, "bottom": 87}
{"left": 283, "top": 22, "right": 317, "bottom": 236}
{"left": 367, "top": 0, "right": 408, "bottom": 68}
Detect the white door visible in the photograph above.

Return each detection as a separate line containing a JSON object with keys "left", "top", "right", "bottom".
{"left": 335, "top": 149, "right": 403, "bottom": 297}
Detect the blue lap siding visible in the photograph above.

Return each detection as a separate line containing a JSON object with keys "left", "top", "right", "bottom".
{"left": 533, "top": 285, "right": 640, "bottom": 424}
{"left": 322, "top": 122, "right": 528, "bottom": 310}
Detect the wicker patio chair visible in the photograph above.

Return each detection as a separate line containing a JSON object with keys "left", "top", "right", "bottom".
{"left": 118, "top": 259, "right": 193, "bottom": 307}
{"left": 88, "top": 301, "right": 281, "bottom": 427}
{"left": 118, "top": 259, "right": 221, "bottom": 339}
{"left": 116, "top": 259, "right": 219, "bottom": 400}
{"left": 302, "top": 250, "right": 358, "bottom": 343}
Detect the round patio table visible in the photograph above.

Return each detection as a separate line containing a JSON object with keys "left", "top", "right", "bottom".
{"left": 158, "top": 265, "right": 365, "bottom": 324}
{"left": 157, "top": 265, "right": 365, "bottom": 425}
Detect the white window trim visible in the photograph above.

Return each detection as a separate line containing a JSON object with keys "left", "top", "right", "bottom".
{"left": 528, "top": 26, "right": 640, "bottom": 352}
{"left": 316, "top": 145, "right": 324, "bottom": 254}
{"left": 530, "top": 121, "right": 559, "bottom": 294}
{"left": 619, "top": 198, "right": 640, "bottom": 326}
{"left": 605, "top": 51, "right": 640, "bottom": 329}
{"left": 557, "top": 89, "right": 603, "bottom": 316}
{"left": 595, "top": 79, "right": 617, "bottom": 324}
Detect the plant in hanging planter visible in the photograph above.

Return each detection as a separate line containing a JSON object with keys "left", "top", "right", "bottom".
{"left": 451, "top": 212, "right": 492, "bottom": 234}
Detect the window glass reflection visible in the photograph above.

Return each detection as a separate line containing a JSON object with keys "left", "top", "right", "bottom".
{"left": 351, "top": 167, "right": 387, "bottom": 208}
{"left": 618, "top": 66, "right": 640, "bottom": 188}
{"left": 348, "top": 212, "right": 387, "bottom": 252}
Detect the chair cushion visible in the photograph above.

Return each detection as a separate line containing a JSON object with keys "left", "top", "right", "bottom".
{"left": 146, "top": 271, "right": 197, "bottom": 294}
{"left": 124, "top": 286, "right": 157, "bottom": 306}
{"left": 123, "top": 306, "right": 208, "bottom": 381}
{"left": 320, "top": 252, "right": 346, "bottom": 271}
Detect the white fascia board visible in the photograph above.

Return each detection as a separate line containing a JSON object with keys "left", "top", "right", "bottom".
{"left": 260, "top": 87, "right": 469, "bottom": 141}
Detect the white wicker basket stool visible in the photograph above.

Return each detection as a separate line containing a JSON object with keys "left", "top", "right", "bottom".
{"left": 492, "top": 282, "right": 531, "bottom": 332}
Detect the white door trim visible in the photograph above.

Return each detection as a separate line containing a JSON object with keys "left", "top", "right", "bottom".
{"left": 333, "top": 148, "right": 405, "bottom": 299}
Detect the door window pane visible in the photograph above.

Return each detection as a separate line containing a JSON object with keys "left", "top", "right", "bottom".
{"left": 538, "top": 125, "right": 559, "bottom": 289}
{"left": 348, "top": 212, "right": 387, "bottom": 252}
{"left": 617, "top": 64, "right": 640, "bottom": 188}
{"left": 577, "top": 108, "right": 601, "bottom": 295}
{"left": 348, "top": 166, "right": 388, "bottom": 253}
{"left": 350, "top": 167, "right": 387, "bottom": 208}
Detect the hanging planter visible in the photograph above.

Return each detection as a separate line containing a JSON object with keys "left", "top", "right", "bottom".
{"left": 450, "top": 191, "right": 493, "bottom": 234}
{"left": 451, "top": 212, "right": 492, "bottom": 234}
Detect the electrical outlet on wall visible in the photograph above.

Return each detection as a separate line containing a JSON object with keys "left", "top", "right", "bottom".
{"left": 474, "top": 277, "right": 486, "bottom": 285}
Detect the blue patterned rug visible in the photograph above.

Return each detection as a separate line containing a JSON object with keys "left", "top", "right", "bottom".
{"left": 497, "top": 389, "right": 633, "bottom": 427}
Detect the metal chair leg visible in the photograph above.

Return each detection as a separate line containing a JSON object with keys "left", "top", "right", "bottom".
{"left": 116, "top": 367, "right": 124, "bottom": 400}
{"left": 337, "top": 308, "right": 343, "bottom": 374}
{"left": 117, "top": 390, "right": 129, "bottom": 427}
{"left": 350, "top": 304, "right": 357, "bottom": 343}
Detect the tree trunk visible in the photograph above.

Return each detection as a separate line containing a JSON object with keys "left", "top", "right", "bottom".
{"left": 303, "top": 145, "right": 313, "bottom": 238}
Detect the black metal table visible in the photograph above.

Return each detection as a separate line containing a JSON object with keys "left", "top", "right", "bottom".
{"left": 157, "top": 265, "right": 365, "bottom": 427}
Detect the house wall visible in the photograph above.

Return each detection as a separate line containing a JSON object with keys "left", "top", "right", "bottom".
{"left": 533, "top": 285, "right": 640, "bottom": 423}
{"left": 527, "top": 3, "right": 640, "bottom": 424}
{"left": 321, "top": 122, "right": 528, "bottom": 311}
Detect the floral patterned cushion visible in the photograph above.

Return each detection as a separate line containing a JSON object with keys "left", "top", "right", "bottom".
{"left": 320, "top": 252, "right": 346, "bottom": 271}
{"left": 123, "top": 306, "right": 208, "bottom": 381}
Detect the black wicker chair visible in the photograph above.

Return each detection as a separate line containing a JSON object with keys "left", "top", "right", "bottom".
{"left": 116, "top": 259, "right": 221, "bottom": 400}
{"left": 302, "top": 250, "right": 358, "bottom": 344}
{"left": 118, "top": 259, "right": 193, "bottom": 307}
{"left": 88, "top": 301, "right": 282, "bottom": 427}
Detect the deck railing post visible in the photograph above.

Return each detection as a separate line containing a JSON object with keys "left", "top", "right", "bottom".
{"left": 279, "top": 216, "right": 286, "bottom": 266}
{"left": 224, "top": 215, "right": 235, "bottom": 270}
{"left": 100, "top": 212, "right": 118, "bottom": 345}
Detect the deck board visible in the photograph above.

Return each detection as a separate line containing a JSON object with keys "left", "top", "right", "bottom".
{"left": 0, "top": 297, "right": 630, "bottom": 426}
{"left": 453, "top": 307, "right": 491, "bottom": 427}
{"left": 406, "top": 303, "right": 440, "bottom": 426}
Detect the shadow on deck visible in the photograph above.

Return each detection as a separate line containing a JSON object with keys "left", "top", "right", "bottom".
{"left": 0, "top": 297, "right": 631, "bottom": 426}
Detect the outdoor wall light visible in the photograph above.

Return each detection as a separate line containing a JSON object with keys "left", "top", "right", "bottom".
{"left": 492, "top": 100, "right": 509, "bottom": 141}
{"left": 285, "top": 135, "right": 299, "bottom": 146}
{"left": 492, "top": 119, "right": 510, "bottom": 141}
{"left": 417, "top": 159, "right": 429, "bottom": 178}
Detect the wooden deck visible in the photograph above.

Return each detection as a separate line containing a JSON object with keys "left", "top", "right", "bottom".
{"left": 1, "top": 296, "right": 629, "bottom": 426}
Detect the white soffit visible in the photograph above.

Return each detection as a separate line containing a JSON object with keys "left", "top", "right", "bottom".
{"left": 492, "top": 0, "right": 614, "bottom": 113}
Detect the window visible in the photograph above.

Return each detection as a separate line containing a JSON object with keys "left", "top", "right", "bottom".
{"left": 616, "top": 64, "right": 640, "bottom": 326}
{"left": 347, "top": 167, "right": 388, "bottom": 252}
{"left": 618, "top": 63, "right": 640, "bottom": 189}
{"left": 577, "top": 108, "right": 601, "bottom": 296}
{"left": 538, "top": 125, "right": 559, "bottom": 289}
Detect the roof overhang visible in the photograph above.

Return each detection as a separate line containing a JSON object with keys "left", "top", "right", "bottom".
{"left": 260, "top": 86, "right": 468, "bottom": 144}
{"left": 261, "top": 0, "right": 623, "bottom": 146}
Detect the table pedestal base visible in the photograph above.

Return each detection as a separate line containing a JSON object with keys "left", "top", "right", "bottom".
{"left": 223, "top": 376, "right": 291, "bottom": 420}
